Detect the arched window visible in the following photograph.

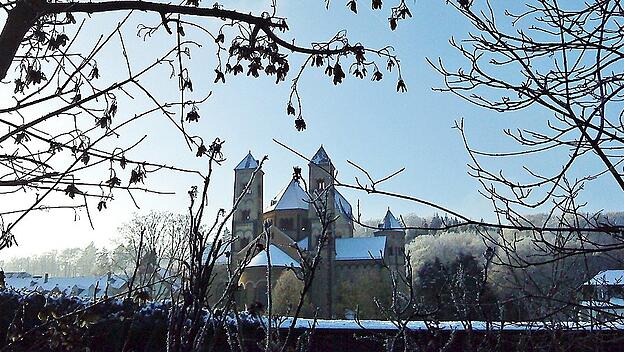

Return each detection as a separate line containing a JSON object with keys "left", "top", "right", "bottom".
{"left": 316, "top": 179, "right": 326, "bottom": 190}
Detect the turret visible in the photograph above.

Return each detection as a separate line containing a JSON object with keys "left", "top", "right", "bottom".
{"left": 374, "top": 208, "right": 406, "bottom": 267}
{"left": 308, "top": 146, "right": 336, "bottom": 245}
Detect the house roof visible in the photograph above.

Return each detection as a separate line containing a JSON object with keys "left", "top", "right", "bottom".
{"left": 265, "top": 179, "right": 310, "bottom": 212}
{"left": 247, "top": 244, "right": 301, "bottom": 268}
{"left": 5, "top": 274, "right": 127, "bottom": 297}
{"left": 579, "top": 298, "right": 624, "bottom": 308}
{"left": 235, "top": 152, "right": 259, "bottom": 170}
{"left": 4, "top": 271, "right": 31, "bottom": 279}
{"left": 335, "top": 236, "right": 386, "bottom": 261}
{"left": 585, "top": 270, "right": 624, "bottom": 286}
{"left": 378, "top": 208, "right": 403, "bottom": 230}
{"left": 311, "top": 146, "right": 331, "bottom": 165}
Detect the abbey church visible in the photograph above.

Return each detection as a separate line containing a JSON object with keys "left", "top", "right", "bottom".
{"left": 230, "top": 146, "right": 406, "bottom": 318}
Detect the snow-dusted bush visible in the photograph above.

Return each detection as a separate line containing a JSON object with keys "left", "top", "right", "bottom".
{"left": 407, "top": 230, "right": 488, "bottom": 279}
{"left": 407, "top": 226, "right": 624, "bottom": 321}
{"left": 0, "top": 289, "right": 262, "bottom": 351}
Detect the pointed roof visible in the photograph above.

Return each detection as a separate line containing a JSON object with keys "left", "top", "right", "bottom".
{"left": 378, "top": 208, "right": 403, "bottom": 230}
{"left": 235, "top": 152, "right": 259, "bottom": 170}
{"left": 248, "top": 244, "right": 301, "bottom": 268}
{"left": 334, "top": 189, "right": 353, "bottom": 220}
{"left": 234, "top": 225, "right": 299, "bottom": 260}
{"left": 264, "top": 179, "right": 310, "bottom": 212}
{"left": 310, "top": 145, "right": 331, "bottom": 165}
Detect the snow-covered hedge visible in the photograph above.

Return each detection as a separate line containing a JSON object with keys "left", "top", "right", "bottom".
{"left": 0, "top": 289, "right": 262, "bottom": 351}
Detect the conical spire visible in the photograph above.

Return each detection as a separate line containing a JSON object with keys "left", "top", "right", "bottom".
{"left": 265, "top": 178, "right": 310, "bottom": 212}
{"left": 310, "top": 145, "right": 331, "bottom": 165}
{"left": 235, "top": 151, "right": 259, "bottom": 170}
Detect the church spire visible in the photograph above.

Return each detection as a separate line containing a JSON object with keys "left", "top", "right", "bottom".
{"left": 235, "top": 151, "right": 259, "bottom": 170}
{"left": 310, "top": 145, "right": 331, "bottom": 165}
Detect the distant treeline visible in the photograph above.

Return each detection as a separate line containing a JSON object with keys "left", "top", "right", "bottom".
{"left": 1, "top": 242, "right": 120, "bottom": 277}
{"left": 356, "top": 211, "right": 624, "bottom": 240}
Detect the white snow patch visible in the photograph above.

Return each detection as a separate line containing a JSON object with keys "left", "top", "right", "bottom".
{"left": 278, "top": 318, "right": 624, "bottom": 331}
{"left": 5, "top": 274, "right": 126, "bottom": 298}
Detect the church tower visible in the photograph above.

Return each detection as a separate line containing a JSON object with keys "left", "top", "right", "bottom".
{"left": 374, "top": 208, "right": 406, "bottom": 269}
{"left": 307, "top": 145, "right": 337, "bottom": 317}
{"left": 232, "top": 152, "right": 264, "bottom": 258}
{"left": 308, "top": 145, "right": 336, "bottom": 247}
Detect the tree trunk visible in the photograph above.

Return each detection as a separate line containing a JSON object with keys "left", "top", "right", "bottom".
{"left": 0, "top": 0, "right": 45, "bottom": 81}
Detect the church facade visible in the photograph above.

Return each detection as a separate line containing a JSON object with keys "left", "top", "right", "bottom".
{"left": 230, "top": 146, "right": 406, "bottom": 318}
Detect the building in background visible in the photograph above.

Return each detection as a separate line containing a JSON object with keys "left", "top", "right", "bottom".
{"left": 4, "top": 271, "right": 127, "bottom": 299}
{"left": 580, "top": 270, "right": 624, "bottom": 322}
{"left": 231, "top": 146, "right": 406, "bottom": 318}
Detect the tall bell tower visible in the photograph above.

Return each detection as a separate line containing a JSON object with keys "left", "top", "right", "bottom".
{"left": 232, "top": 152, "right": 264, "bottom": 258}
{"left": 307, "top": 145, "right": 337, "bottom": 317}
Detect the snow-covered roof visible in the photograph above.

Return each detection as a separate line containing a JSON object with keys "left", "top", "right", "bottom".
{"left": 247, "top": 245, "right": 301, "bottom": 268}
{"left": 4, "top": 271, "right": 31, "bottom": 279}
{"left": 585, "top": 270, "right": 624, "bottom": 286}
{"left": 310, "top": 146, "right": 331, "bottom": 165}
{"left": 334, "top": 190, "right": 352, "bottom": 220}
{"left": 265, "top": 179, "right": 310, "bottom": 212}
{"left": 377, "top": 208, "right": 403, "bottom": 230}
{"left": 335, "top": 236, "right": 386, "bottom": 261}
{"left": 106, "top": 275, "right": 128, "bottom": 289}
{"left": 235, "top": 152, "right": 259, "bottom": 170}
{"left": 297, "top": 236, "right": 385, "bottom": 260}
{"left": 580, "top": 298, "right": 624, "bottom": 308}
{"left": 5, "top": 274, "right": 126, "bottom": 297}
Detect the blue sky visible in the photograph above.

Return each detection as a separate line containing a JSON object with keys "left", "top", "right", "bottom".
{"left": 3, "top": 0, "right": 623, "bottom": 259}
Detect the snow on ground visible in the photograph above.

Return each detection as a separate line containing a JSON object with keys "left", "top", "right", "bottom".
{"left": 276, "top": 318, "right": 624, "bottom": 331}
